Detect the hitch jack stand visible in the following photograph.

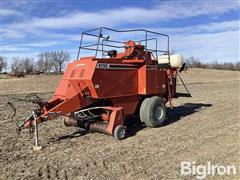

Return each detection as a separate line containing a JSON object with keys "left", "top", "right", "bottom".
{"left": 33, "top": 112, "right": 42, "bottom": 151}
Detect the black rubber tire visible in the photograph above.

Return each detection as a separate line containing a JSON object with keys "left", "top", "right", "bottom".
{"left": 114, "top": 125, "right": 127, "bottom": 140}
{"left": 140, "top": 98, "right": 150, "bottom": 122}
{"left": 141, "top": 96, "right": 166, "bottom": 127}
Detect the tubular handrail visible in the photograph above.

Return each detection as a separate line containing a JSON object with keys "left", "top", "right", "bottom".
{"left": 76, "top": 27, "right": 169, "bottom": 60}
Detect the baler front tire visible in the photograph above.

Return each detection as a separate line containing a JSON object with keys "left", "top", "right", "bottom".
{"left": 114, "top": 125, "right": 126, "bottom": 140}
{"left": 142, "top": 96, "right": 166, "bottom": 127}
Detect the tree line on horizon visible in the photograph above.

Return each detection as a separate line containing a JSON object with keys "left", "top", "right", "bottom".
{"left": 185, "top": 56, "right": 240, "bottom": 71}
{"left": 0, "top": 50, "right": 70, "bottom": 75}
{"left": 0, "top": 53, "right": 239, "bottom": 74}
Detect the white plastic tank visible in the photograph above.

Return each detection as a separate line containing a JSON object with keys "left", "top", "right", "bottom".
{"left": 157, "top": 54, "right": 183, "bottom": 68}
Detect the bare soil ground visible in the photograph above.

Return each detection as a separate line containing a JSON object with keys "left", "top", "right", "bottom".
{"left": 0, "top": 69, "right": 239, "bottom": 180}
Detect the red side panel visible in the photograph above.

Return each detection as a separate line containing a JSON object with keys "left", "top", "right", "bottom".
{"left": 92, "top": 68, "right": 138, "bottom": 98}
{"left": 138, "top": 65, "right": 167, "bottom": 95}
{"left": 146, "top": 69, "right": 167, "bottom": 95}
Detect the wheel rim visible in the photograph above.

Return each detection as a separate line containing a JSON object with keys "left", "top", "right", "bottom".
{"left": 155, "top": 106, "right": 164, "bottom": 120}
{"left": 119, "top": 128, "right": 126, "bottom": 139}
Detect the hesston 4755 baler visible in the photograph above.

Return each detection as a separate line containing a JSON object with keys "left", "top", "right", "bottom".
{"left": 9, "top": 27, "right": 191, "bottom": 149}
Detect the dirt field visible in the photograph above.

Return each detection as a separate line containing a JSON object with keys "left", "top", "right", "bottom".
{"left": 0, "top": 68, "right": 239, "bottom": 180}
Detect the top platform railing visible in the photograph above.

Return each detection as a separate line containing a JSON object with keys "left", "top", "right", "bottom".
{"left": 76, "top": 27, "right": 169, "bottom": 60}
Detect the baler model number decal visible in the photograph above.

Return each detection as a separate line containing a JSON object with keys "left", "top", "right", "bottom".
{"left": 96, "top": 63, "right": 110, "bottom": 69}
{"left": 76, "top": 63, "right": 85, "bottom": 67}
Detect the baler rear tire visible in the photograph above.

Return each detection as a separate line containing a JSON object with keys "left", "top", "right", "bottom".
{"left": 142, "top": 96, "right": 166, "bottom": 127}
{"left": 114, "top": 125, "right": 127, "bottom": 140}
